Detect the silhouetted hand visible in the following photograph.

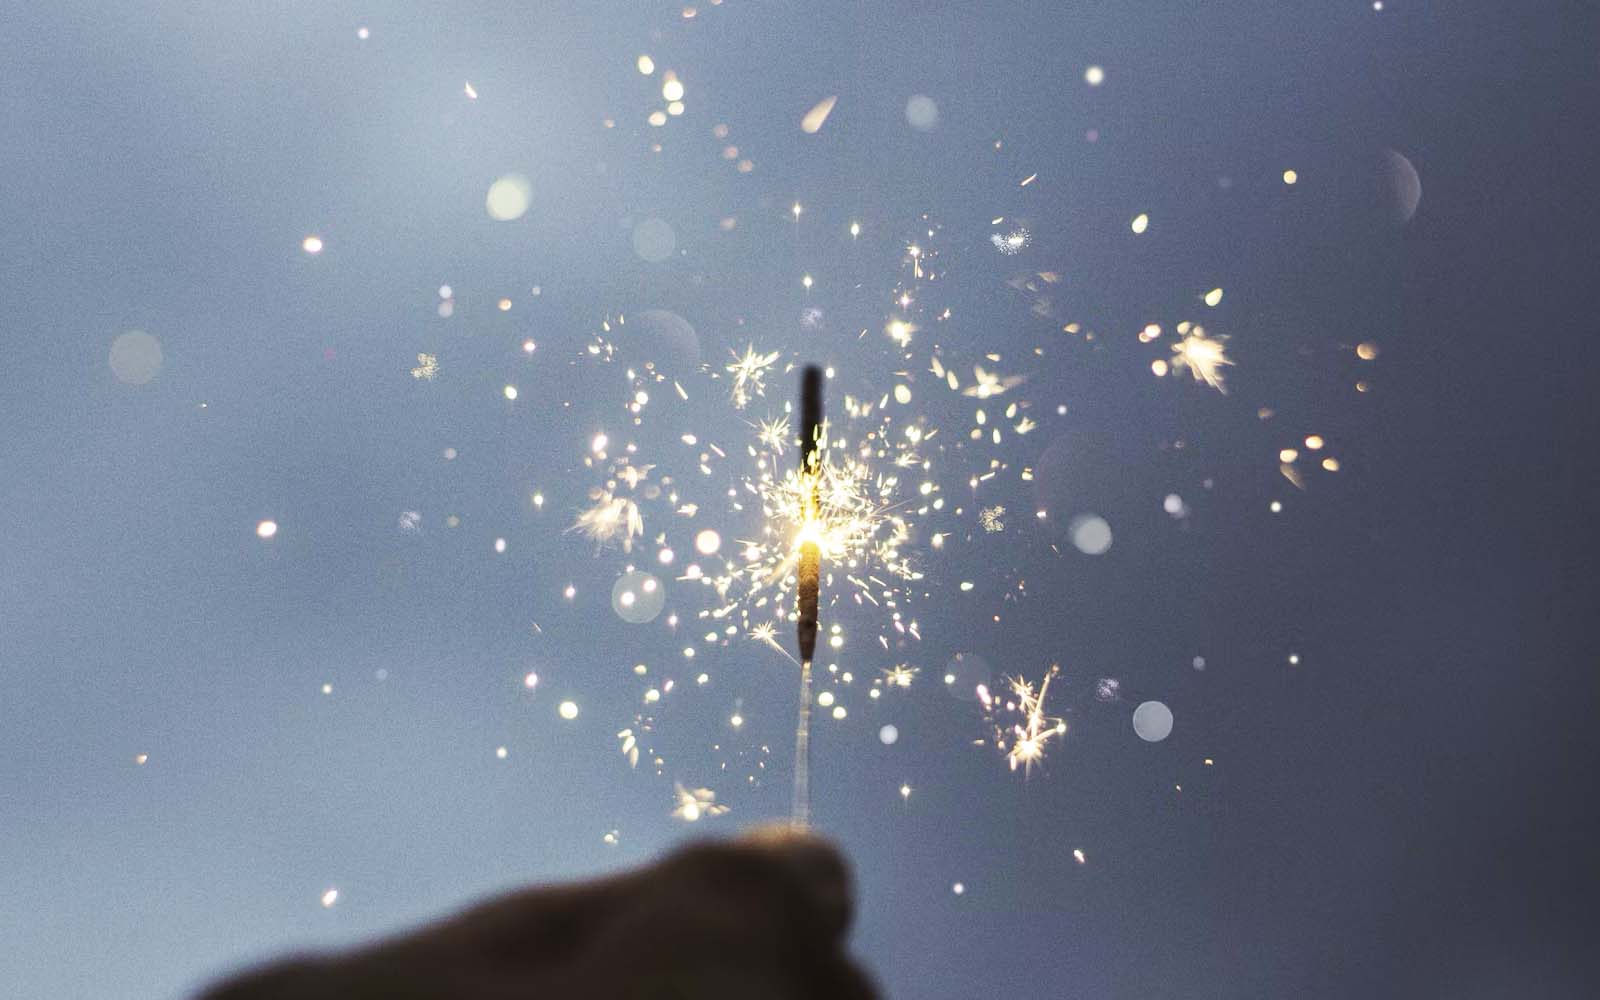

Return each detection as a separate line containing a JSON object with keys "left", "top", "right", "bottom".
{"left": 199, "top": 828, "right": 877, "bottom": 999}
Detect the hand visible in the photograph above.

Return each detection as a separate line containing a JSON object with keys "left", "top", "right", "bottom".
{"left": 199, "top": 828, "right": 877, "bottom": 999}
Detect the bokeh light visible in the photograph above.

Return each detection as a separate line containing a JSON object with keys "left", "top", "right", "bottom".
{"left": 485, "top": 174, "right": 532, "bottom": 222}
{"left": 108, "top": 330, "right": 163, "bottom": 386}
{"left": 1132, "top": 701, "right": 1173, "bottom": 742}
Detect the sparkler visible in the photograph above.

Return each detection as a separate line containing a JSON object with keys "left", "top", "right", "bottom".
{"left": 793, "top": 365, "right": 823, "bottom": 828}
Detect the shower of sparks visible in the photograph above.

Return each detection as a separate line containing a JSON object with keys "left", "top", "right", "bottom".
{"left": 671, "top": 783, "right": 728, "bottom": 822}
{"left": 979, "top": 505, "right": 1006, "bottom": 532}
{"left": 1168, "top": 323, "right": 1234, "bottom": 392}
{"left": 989, "top": 227, "right": 1030, "bottom": 255}
{"left": 411, "top": 353, "right": 439, "bottom": 380}
{"left": 980, "top": 665, "right": 1067, "bottom": 775}
{"left": 726, "top": 345, "right": 782, "bottom": 409}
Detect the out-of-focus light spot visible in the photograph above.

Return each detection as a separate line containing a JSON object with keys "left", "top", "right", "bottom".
{"left": 496, "top": 746, "right": 508, "bottom": 759}
{"left": 1288, "top": 653, "right": 1301, "bottom": 665}
{"left": 1283, "top": 169, "right": 1298, "bottom": 185}
{"left": 302, "top": 235, "right": 324, "bottom": 254}
{"left": 256, "top": 520, "right": 278, "bottom": 540}
{"left": 503, "top": 385, "right": 518, "bottom": 400}
{"left": 612, "top": 569, "right": 665, "bottom": 623}
{"left": 730, "top": 713, "right": 743, "bottom": 728}
{"left": 494, "top": 537, "right": 507, "bottom": 554}
{"left": 438, "top": 285, "right": 453, "bottom": 299}
{"left": 1279, "top": 448, "right": 1299, "bottom": 463}
{"left": 900, "top": 783, "right": 912, "bottom": 800}
{"left": 667, "top": 101, "right": 685, "bottom": 116}
{"left": 647, "top": 110, "right": 668, "bottom": 127}
{"left": 905, "top": 94, "right": 939, "bottom": 131}
{"left": 1132, "top": 700, "right": 1173, "bottom": 742}
{"left": 524, "top": 672, "right": 539, "bottom": 689}
{"left": 356, "top": 26, "right": 369, "bottom": 40}
{"left": 486, "top": 174, "right": 532, "bottom": 221}
{"left": 522, "top": 339, "right": 537, "bottom": 354}
{"left": 632, "top": 217, "right": 676, "bottom": 262}
{"left": 894, "top": 384, "right": 912, "bottom": 404}
{"left": 563, "top": 584, "right": 576, "bottom": 599}
{"left": 695, "top": 529, "right": 721, "bottom": 555}
{"left": 801, "top": 274, "right": 813, "bottom": 289}
{"left": 1304, "top": 435, "right": 1324, "bottom": 450}
{"left": 463, "top": 81, "right": 477, "bottom": 100}
{"left": 829, "top": 634, "right": 844, "bottom": 649}
{"left": 849, "top": 221, "right": 860, "bottom": 237}
{"left": 1203, "top": 287, "right": 1224, "bottom": 307}
{"left": 951, "top": 882, "right": 965, "bottom": 895}
{"left": 1163, "top": 493, "right": 1186, "bottom": 516}
{"left": 662, "top": 75, "right": 685, "bottom": 102}
{"left": 1131, "top": 213, "right": 1149, "bottom": 234}
{"left": 559, "top": 700, "right": 579, "bottom": 720}
{"left": 682, "top": 647, "right": 696, "bottom": 659}
{"left": 134, "top": 753, "right": 149, "bottom": 765}
{"left": 591, "top": 433, "right": 608, "bottom": 454}
{"left": 636, "top": 54, "right": 655, "bottom": 75}
{"left": 1322, "top": 457, "right": 1340, "bottom": 471}
{"left": 532, "top": 492, "right": 544, "bottom": 508}
{"left": 1084, "top": 65, "right": 1105, "bottom": 86}
{"left": 321, "top": 683, "right": 333, "bottom": 695}
{"left": 109, "top": 330, "right": 164, "bottom": 385}
{"left": 831, "top": 705, "right": 846, "bottom": 720}
{"left": 1068, "top": 514, "right": 1113, "bottom": 555}
{"left": 443, "top": 447, "right": 457, "bottom": 461}
{"left": 1270, "top": 500, "right": 1283, "bottom": 513}
{"left": 1357, "top": 341, "right": 1380, "bottom": 360}
{"left": 816, "top": 691, "right": 835, "bottom": 708}
{"left": 879, "top": 724, "right": 899, "bottom": 745}
{"left": 1074, "top": 849, "right": 1086, "bottom": 864}
{"left": 498, "top": 298, "right": 512, "bottom": 311}
{"left": 321, "top": 889, "right": 339, "bottom": 908}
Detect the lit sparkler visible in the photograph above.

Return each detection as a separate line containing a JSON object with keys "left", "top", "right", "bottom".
{"left": 793, "top": 365, "right": 824, "bottom": 828}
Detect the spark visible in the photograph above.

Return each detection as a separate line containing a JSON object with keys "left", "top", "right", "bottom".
{"left": 989, "top": 227, "right": 1030, "bottom": 255}
{"left": 463, "top": 81, "right": 478, "bottom": 100}
{"left": 882, "top": 664, "right": 918, "bottom": 688}
{"left": 981, "top": 665, "right": 1067, "bottom": 775}
{"left": 1169, "top": 325, "right": 1234, "bottom": 392}
{"left": 979, "top": 505, "right": 1006, "bottom": 532}
{"left": 726, "top": 345, "right": 782, "bottom": 409}
{"left": 411, "top": 353, "right": 439, "bottom": 380}
{"left": 671, "top": 783, "right": 728, "bottom": 822}
{"left": 570, "top": 490, "right": 643, "bottom": 550}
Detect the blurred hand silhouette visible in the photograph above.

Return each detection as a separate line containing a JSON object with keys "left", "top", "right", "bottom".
{"left": 199, "top": 828, "right": 877, "bottom": 1000}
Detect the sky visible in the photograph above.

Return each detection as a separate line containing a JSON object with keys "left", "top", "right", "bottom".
{"left": 2, "top": 2, "right": 1597, "bottom": 998}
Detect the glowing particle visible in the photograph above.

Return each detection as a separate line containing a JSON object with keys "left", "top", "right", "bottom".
{"left": 494, "top": 537, "right": 506, "bottom": 554}
{"left": 321, "top": 889, "right": 339, "bottom": 908}
{"left": 1270, "top": 500, "right": 1283, "bottom": 513}
{"left": 134, "top": 754, "right": 148, "bottom": 765}
{"left": 900, "top": 783, "right": 912, "bottom": 800}
{"left": 1288, "top": 653, "right": 1300, "bottom": 666}
{"left": 951, "top": 882, "right": 965, "bottom": 895}
{"left": 849, "top": 221, "right": 860, "bottom": 237}
{"left": 695, "top": 529, "right": 721, "bottom": 555}
{"left": 730, "top": 713, "right": 743, "bottom": 728}
{"left": 503, "top": 385, "right": 518, "bottom": 400}
{"left": 1203, "top": 287, "right": 1224, "bottom": 307}
{"left": 831, "top": 705, "right": 846, "bottom": 720}
{"left": 1073, "top": 849, "right": 1086, "bottom": 864}
{"left": 255, "top": 520, "right": 278, "bottom": 540}
{"left": 496, "top": 746, "right": 508, "bottom": 759}
{"left": 524, "top": 672, "right": 539, "bottom": 689}
{"left": 356, "top": 27, "right": 369, "bottom": 40}
{"left": 662, "top": 75, "right": 685, "bottom": 102}
{"left": 532, "top": 492, "right": 544, "bottom": 508}
{"left": 411, "top": 353, "right": 439, "bottom": 380}
{"left": 1084, "top": 65, "right": 1105, "bottom": 86}
{"left": 636, "top": 54, "right": 655, "bottom": 75}
{"left": 498, "top": 298, "right": 512, "bottom": 311}
{"left": 1280, "top": 449, "right": 1299, "bottom": 463}
{"left": 1283, "top": 169, "right": 1299, "bottom": 185}
{"left": 463, "top": 81, "right": 477, "bottom": 100}
{"left": 1357, "top": 341, "right": 1380, "bottom": 360}
{"left": 558, "top": 700, "right": 579, "bottom": 720}
{"left": 321, "top": 683, "right": 333, "bottom": 695}
{"left": 1131, "top": 213, "right": 1149, "bottom": 234}
{"left": 522, "top": 339, "right": 537, "bottom": 354}
{"left": 802, "top": 274, "right": 813, "bottom": 289}
{"left": 800, "top": 95, "right": 838, "bottom": 134}
{"left": 301, "top": 235, "right": 323, "bottom": 255}
{"left": 1322, "top": 457, "right": 1340, "bottom": 472}
{"left": 879, "top": 724, "right": 899, "bottom": 745}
